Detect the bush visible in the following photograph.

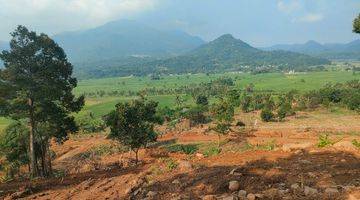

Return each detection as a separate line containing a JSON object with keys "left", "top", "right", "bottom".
{"left": 165, "top": 144, "right": 199, "bottom": 155}
{"left": 260, "top": 108, "right": 274, "bottom": 122}
{"left": 77, "top": 113, "right": 106, "bottom": 134}
{"left": 317, "top": 134, "right": 333, "bottom": 148}
{"left": 185, "top": 105, "right": 208, "bottom": 126}
{"left": 203, "top": 146, "right": 221, "bottom": 157}
{"left": 196, "top": 95, "right": 209, "bottom": 106}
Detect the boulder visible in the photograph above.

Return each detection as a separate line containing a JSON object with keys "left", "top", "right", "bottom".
{"left": 324, "top": 188, "right": 339, "bottom": 196}
{"left": 304, "top": 186, "right": 318, "bottom": 196}
{"left": 178, "top": 160, "right": 192, "bottom": 171}
{"left": 238, "top": 190, "right": 247, "bottom": 198}
{"left": 246, "top": 193, "right": 256, "bottom": 200}
{"left": 228, "top": 180, "right": 240, "bottom": 192}
{"left": 290, "top": 183, "right": 300, "bottom": 191}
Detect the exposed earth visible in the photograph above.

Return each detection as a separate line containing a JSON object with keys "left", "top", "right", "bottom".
{"left": 0, "top": 109, "right": 359, "bottom": 200}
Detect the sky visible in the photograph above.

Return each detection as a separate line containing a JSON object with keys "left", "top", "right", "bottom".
{"left": 0, "top": 0, "right": 359, "bottom": 47}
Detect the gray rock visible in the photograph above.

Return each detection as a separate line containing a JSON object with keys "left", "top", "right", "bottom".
{"left": 229, "top": 180, "right": 240, "bottom": 191}
{"left": 238, "top": 190, "right": 247, "bottom": 197}
{"left": 172, "top": 179, "right": 181, "bottom": 184}
{"left": 324, "top": 188, "right": 339, "bottom": 195}
{"left": 290, "top": 183, "right": 300, "bottom": 191}
{"left": 304, "top": 186, "right": 318, "bottom": 196}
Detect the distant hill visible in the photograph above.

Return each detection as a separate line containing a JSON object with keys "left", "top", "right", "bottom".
{"left": 145, "top": 34, "right": 330, "bottom": 73}
{"left": 264, "top": 40, "right": 360, "bottom": 60}
{"left": 77, "top": 34, "right": 330, "bottom": 78}
{"left": 53, "top": 20, "right": 205, "bottom": 63}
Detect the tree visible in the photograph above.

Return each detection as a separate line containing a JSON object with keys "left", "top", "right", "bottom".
{"left": 260, "top": 108, "right": 274, "bottom": 122}
{"left": 210, "top": 99, "right": 234, "bottom": 148}
{"left": 0, "top": 26, "right": 84, "bottom": 177}
{"left": 354, "top": 14, "right": 360, "bottom": 34}
{"left": 196, "top": 95, "right": 209, "bottom": 106}
{"left": 106, "top": 98, "right": 163, "bottom": 163}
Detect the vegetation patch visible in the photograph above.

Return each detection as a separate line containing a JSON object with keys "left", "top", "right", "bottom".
{"left": 165, "top": 144, "right": 199, "bottom": 155}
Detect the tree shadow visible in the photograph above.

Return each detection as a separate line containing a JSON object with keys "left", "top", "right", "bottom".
{"left": 134, "top": 150, "right": 360, "bottom": 200}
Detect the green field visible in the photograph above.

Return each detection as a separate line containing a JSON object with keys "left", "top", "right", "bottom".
{"left": 0, "top": 70, "right": 359, "bottom": 130}
{"left": 74, "top": 71, "right": 358, "bottom": 95}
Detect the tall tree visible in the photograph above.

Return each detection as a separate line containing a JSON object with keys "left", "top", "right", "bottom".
{"left": 354, "top": 14, "right": 360, "bottom": 34}
{"left": 0, "top": 26, "right": 84, "bottom": 177}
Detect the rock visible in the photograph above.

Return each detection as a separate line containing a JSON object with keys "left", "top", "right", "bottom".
{"left": 341, "top": 159, "right": 346, "bottom": 163}
{"left": 178, "top": 160, "right": 192, "bottom": 171}
{"left": 263, "top": 188, "right": 278, "bottom": 198}
{"left": 246, "top": 193, "right": 256, "bottom": 200}
{"left": 290, "top": 183, "right": 300, "bottom": 191}
{"left": 282, "top": 142, "right": 313, "bottom": 152}
{"left": 238, "top": 190, "right": 247, "bottom": 198}
{"left": 229, "top": 180, "right": 240, "bottom": 191}
{"left": 222, "top": 195, "right": 238, "bottom": 200}
{"left": 324, "top": 188, "right": 339, "bottom": 195}
{"left": 229, "top": 168, "right": 242, "bottom": 176}
{"left": 196, "top": 153, "right": 205, "bottom": 158}
{"left": 172, "top": 179, "right": 181, "bottom": 184}
{"left": 333, "top": 141, "right": 358, "bottom": 152}
{"left": 147, "top": 191, "right": 157, "bottom": 197}
{"left": 202, "top": 195, "right": 217, "bottom": 200}
{"left": 254, "top": 193, "right": 264, "bottom": 198}
{"left": 304, "top": 186, "right": 318, "bottom": 196}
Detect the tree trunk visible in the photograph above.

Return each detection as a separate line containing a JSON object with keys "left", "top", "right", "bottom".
{"left": 134, "top": 149, "right": 139, "bottom": 164}
{"left": 46, "top": 142, "right": 52, "bottom": 176}
{"left": 28, "top": 98, "right": 37, "bottom": 178}
{"left": 217, "top": 134, "right": 221, "bottom": 148}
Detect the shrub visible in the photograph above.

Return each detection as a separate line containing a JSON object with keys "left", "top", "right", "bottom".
{"left": 317, "top": 134, "right": 333, "bottom": 148}
{"left": 203, "top": 146, "right": 221, "bottom": 157}
{"left": 77, "top": 113, "right": 106, "bottom": 134}
{"left": 165, "top": 144, "right": 199, "bottom": 155}
{"left": 196, "top": 95, "right": 209, "bottom": 106}
{"left": 260, "top": 108, "right": 274, "bottom": 122}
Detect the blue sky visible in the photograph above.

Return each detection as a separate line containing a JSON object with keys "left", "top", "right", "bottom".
{"left": 0, "top": 0, "right": 359, "bottom": 46}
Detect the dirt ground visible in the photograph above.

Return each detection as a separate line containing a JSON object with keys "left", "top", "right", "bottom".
{"left": 0, "top": 109, "right": 359, "bottom": 200}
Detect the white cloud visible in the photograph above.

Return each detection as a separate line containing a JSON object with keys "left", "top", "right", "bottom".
{"left": 296, "top": 13, "right": 324, "bottom": 23}
{"left": 277, "top": 0, "right": 301, "bottom": 13}
{"left": 0, "top": 0, "right": 159, "bottom": 39}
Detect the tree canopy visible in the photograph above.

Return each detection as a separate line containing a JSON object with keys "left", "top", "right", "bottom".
{"left": 354, "top": 14, "right": 360, "bottom": 34}
{"left": 0, "top": 26, "right": 84, "bottom": 177}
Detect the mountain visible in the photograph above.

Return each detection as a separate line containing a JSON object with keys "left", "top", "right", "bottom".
{"left": 53, "top": 20, "right": 205, "bottom": 63}
{"left": 145, "top": 34, "right": 331, "bottom": 74}
{"left": 264, "top": 40, "right": 360, "bottom": 60}
{"left": 77, "top": 34, "right": 330, "bottom": 78}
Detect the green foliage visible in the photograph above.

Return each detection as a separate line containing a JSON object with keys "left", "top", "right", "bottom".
{"left": 165, "top": 144, "right": 199, "bottom": 155}
{"left": 0, "top": 26, "right": 84, "bottom": 177}
{"left": 317, "top": 134, "right": 334, "bottom": 148}
{"left": 76, "top": 113, "right": 106, "bottom": 134}
{"left": 163, "top": 158, "right": 178, "bottom": 171}
{"left": 0, "top": 121, "right": 29, "bottom": 168}
{"left": 185, "top": 105, "right": 209, "bottom": 126}
{"left": 203, "top": 146, "right": 221, "bottom": 157}
{"left": 352, "top": 139, "right": 360, "bottom": 148}
{"left": 354, "top": 14, "right": 360, "bottom": 34}
{"left": 196, "top": 95, "right": 209, "bottom": 106}
{"left": 106, "top": 97, "right": 163, "bottom": 163}
{"left": 260, "top": 108, "right": 274, "bottom": 122}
